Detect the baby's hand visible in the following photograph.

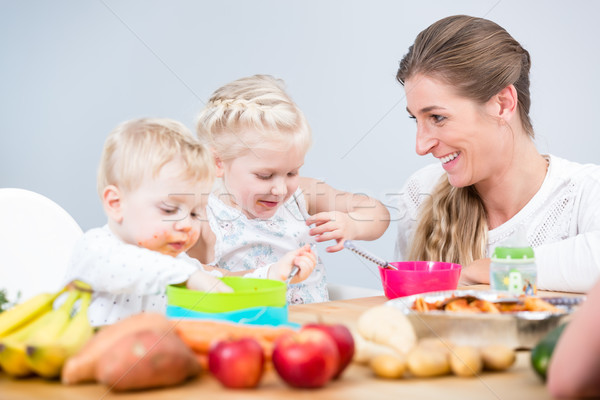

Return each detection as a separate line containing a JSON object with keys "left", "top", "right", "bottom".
{"left": 269, "top": 244, "right": 317, "bottom": 284}
{"left": 306, "top": 211, "right": 358, "bottom": 253}
{"left": 186, "top": 270, "right": 234, "bottom": 293}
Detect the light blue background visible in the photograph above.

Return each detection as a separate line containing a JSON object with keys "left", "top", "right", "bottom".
{"left": 2, "top": 1, "right": 598, "bottom": 290}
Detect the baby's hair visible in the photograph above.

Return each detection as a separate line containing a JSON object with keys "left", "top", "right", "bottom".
{"left": 97, "top": 117, "right": 214, "bottom": 197}
{"left": 196, "top": 74, "right": 312, "bottom": 160}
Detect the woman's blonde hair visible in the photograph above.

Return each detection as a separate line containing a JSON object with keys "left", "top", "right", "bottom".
{"left": 196, "top": 74, "right": 312, "bottom": 160}
{"left": 97, "top": 118, "right": 214, "bottom": 196}
{"left": 396, "top": 15, "right": 533, "bottom": 266}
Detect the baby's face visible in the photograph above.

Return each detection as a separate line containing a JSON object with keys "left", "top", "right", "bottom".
{"left": 219, "top": 142, "right": 305, "bottom": 219}
{"left": 117, "top": 158, "right": 212, "bottom": 256}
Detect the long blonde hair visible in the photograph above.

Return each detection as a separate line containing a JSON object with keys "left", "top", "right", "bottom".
{"left": 196, "top": 74, "right": 312, "bottom": 160}
{"left": 97, "top": 118, "right": 214, "bottom": 196}
{"left": 396, "top": 15, "right": 533, "bottom": 265}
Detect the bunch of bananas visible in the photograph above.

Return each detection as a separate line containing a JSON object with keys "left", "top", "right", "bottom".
{"left": 0, "top": 281, "right": 94, "bottom": 379}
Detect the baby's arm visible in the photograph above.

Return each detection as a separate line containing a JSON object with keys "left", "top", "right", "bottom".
{"left": 66, "top": 227, "right": 228, "bottom": 295}
{"left": 301, "top": 177, "right": 390, "bottom": 252}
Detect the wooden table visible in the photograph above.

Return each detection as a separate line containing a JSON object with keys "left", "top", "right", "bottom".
{"left": 0, "top": 286, "right": 569, "bottom": 399}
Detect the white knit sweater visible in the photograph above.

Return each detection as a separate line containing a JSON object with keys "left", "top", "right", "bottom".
{"left": 394, "top": 154, "right": 600, "bottom": 293}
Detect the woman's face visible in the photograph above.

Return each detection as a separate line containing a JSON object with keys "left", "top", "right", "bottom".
{"left": 404, "top": 74, "right": 511, "bottom": 188}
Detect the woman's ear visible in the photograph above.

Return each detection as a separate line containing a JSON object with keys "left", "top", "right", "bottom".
{"left": 495, "top": 84, "right": 518, "bottom": 122}
{"left": 102, "top": 185, "right": 124, "bottom": 223}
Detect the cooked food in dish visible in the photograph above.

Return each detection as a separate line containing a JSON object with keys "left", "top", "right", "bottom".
{"left": 412, "top": 295, "right": 563, "bottom": 314}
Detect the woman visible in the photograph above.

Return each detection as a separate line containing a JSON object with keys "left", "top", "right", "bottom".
{"left": 394, "top": 15, "right": 600, "bottom": 293}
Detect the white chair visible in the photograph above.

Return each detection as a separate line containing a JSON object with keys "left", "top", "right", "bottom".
{"left": 0, "top": 188, "right": 83, "bottom": 303}
{"left": 327, "top": 283, "right": 384, "bottom": 301}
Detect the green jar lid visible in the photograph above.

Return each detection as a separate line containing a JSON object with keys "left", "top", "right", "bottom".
{"left": 492, "top": 246, "right": 535, "bottom": 261}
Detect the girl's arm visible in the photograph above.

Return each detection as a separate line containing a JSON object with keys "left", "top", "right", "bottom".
{"left": 301, "top": 177, "right": 390, "bottom": 252}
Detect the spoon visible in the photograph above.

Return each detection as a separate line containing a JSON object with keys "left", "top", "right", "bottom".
{"left": 343, "top": 240, "right": 398, "bottom": 270}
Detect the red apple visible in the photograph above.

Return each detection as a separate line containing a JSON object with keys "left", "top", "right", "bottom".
{"left": 304, "top": 322, "right": 355, "bottom": 379}
{"left": 272, "top": 327, "right": 340, "bottom": 388}
{"left": 208, "top": 337, "right": 265, "bottom": 388}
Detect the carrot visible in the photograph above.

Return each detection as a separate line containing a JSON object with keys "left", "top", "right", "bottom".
{"left": 171, "top": 319, "right": 294, "bottom": 359}
{"left": 61, "top": 312, "right": 172, "bottom": 384}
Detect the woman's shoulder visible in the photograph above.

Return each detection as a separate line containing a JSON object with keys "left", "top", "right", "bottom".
{"left": 548, "top": 154, "right": 600, "bottom": 184}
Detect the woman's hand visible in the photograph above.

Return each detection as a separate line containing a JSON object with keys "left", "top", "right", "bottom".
{"left": 306, "top": 211, "right": 357, "bottom": 253}
{"left": 268, "top": 244, "right": 317, "bottom": 283}
{"left": 459, "top": 258, "right": 491, "bottom": 286}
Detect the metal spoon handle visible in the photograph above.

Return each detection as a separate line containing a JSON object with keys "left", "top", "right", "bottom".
{"left": 343, "top": 240, "right": 397, "bottom": 270}
{"left": 286, "top": 265, "right": 299, "bottom": 285}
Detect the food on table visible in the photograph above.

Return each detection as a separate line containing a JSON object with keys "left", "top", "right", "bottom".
{"left": 172, "top": 319, "right": 294, "bottom": 363}
{"left": 412, "top": 294, "right": 563, "bottom": 314}
{"left": 25, "top": 290, "right": 94, "bottom": 379}
{"left": 449, "top": 346, "right": 482, "bottom": 377}
{"left": 530, "top": 322, "right": 568, "bottom": 381}
{"left": 272, "top": 327, "right": 339, "bottom": 388}
{"left": 208, "top": 337, "right": 265, "bottom": 389}
{"left": 480, "top": 344, "right": 517, "bottom": 371}
{"left": 358, "top": 305, "right": 417, "bottom": 355}
{"left": 304, "top": 322, "right": 355, "bottom": 379}
{"left": 369, "top": 354, "right": 406, "bottom": 379}
{"left": 0, "top": 282, "right": 93, "bottom": 379}
{"left": 407, "top": 345, "right": 451, "bottom": 378}
{"left": 95, "top": 329, "right": 201, "bottom": 391}
{"left": 352, "top": 328, "right": 404, "bottom": 364}
{"left": 62, "top": 312, "right": 172, "bottom": 384}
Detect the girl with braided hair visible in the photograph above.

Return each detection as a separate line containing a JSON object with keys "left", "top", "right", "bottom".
{"left": 394, "top": 15, "right": 600, "bottom": 293}
{"left": 188, "top": 74, "right": 390, "bottom": 304}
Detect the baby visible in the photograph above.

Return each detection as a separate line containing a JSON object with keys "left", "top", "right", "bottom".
{"left": 65, "top": 118, "right": 316, "bottom": 325}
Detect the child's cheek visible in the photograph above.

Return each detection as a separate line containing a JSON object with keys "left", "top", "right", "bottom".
{"left": 138, "top": 232, "right": 168, "bottom": 251}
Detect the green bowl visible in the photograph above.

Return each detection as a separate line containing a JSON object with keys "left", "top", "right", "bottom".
{"left": 166, "top": 277, "right": 287, "bottom": 313}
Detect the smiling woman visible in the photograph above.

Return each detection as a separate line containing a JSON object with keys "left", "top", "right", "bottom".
{"left": 393, "top": 15, "right": 600, "bottom": 293}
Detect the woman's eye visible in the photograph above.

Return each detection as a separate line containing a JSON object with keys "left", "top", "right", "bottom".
{"left": 287, "top": 172, "right": 298, "bottom": 177}
{"left": 256, "top": 174, "right": 272, "bottom": 180}
{"left": 432, "top": 114, "right": 446, "bottom": 123}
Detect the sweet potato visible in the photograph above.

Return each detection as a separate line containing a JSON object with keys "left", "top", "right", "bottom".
{"left": 61, "top": 312, "right": 172, "bottom": 384}
{"left": 95, "top": 329, "right": 200, "bottom": 391}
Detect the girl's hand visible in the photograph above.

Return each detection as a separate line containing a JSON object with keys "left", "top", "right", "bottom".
{"left": 269, "top": 245, "right": 317, "bottom": 283}
{"left": 459, "top": 258, "right": 491, "bottom": 286}
{"left": 306, "top": 211, "right": 357, "bottom": 253}
{"left": 186, "top": 270, "right": 234, "bottom": 293}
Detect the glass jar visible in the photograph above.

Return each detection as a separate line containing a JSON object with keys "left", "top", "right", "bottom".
{"left": 490, "top": 246, "right": 537, "bottom": 295}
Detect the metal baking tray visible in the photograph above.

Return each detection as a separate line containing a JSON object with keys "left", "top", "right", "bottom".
{"left": 385, "top": 290, "right": 583, "bottom": 349}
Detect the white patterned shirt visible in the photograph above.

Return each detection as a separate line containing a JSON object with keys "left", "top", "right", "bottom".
{"left": 64, "top": 225, "right": 210, "bottom": 326}
{"left": 207, "top": 188, "right": 329, "bottom": 304}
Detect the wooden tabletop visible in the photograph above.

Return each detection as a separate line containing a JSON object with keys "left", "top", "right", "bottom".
{"left": 0, "top": 286, "right": 566, "bottom": 399}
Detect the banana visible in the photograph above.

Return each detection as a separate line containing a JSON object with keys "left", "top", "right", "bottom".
{"left": 0, "top": 289, "right": 65, "bottom": 338}
{"left": 0, "top": 306, "right": 56, "bottom": 377}
{"left": 0, "top": 289, "right": 79, "bottom": 378}
{"left": 25, "top": 291, "right": 94, "bottom": 378}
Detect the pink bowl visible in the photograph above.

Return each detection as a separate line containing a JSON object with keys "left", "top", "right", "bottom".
{"left": 378, "top": 261, "right": 462, "bottom": 299}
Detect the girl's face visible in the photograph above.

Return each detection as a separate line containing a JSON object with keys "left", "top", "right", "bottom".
{"left": 404, "top": 74, "right": 511, "bottom": 188}
{"left": 114, "top": 158, "right": 212, "bottom": 257}
{"left": 218, "top": 139, "right": 305, "bottom": 219}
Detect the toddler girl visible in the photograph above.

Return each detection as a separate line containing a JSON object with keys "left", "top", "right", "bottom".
{"left": 189, "top": 75, "right": 390, "bottom": 304}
